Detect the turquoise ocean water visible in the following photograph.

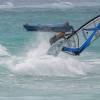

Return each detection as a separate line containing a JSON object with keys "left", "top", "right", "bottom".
{"left": 0, "top": 1, "right": 100, "bottom": 100}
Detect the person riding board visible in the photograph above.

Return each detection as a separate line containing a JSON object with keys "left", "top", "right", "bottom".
{"left": 49, "top": 22, "right": 74, "bottom": 45}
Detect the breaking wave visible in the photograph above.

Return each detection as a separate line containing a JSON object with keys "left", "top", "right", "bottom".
{"left": 76, "top": 1, "right": 100, "bottom": 7}
{"left": 0, "top": 1, "right": 100, "bottom": 10}
{"left": 19, "top": 1, "right": 100, "bottom": 8}
{"left": 0, "top": 2, "right": 14, "bottom": 9}
{"left": 17, "top": 1, "right": 74, "bottom": 9}
{"left": 0, "top": 33, "right": 91, "bottom": 77}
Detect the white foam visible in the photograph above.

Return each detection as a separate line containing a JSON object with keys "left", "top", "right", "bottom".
{"left": 14, "top": 1, "right": 100, "bottom": 9}
{"left": 14, "top": 1, "right": 74, "bottom": 9}
{"left": 0, "top": 2, "right": 14, "bottom": 9}
{"left": 8, "top": 39, "right": 89, "bottom": 76}
{"left": 0, "top": 33, "right": 91, "bottom": 77}
{"left": 85, "top": 59, "right": 100, "bottom": 65}
{"left": 0, "top": 1, "right": 99, "bottom": 10}
{"left": 0, "top": 44, "right": 9, "bottom": 56}
{"left": 76, "top": 1, "right": 100, "bottom": 7}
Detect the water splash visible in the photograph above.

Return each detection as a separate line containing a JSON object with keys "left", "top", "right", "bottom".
{"left": 0, "top": 32, "right": 91, "bottom": 77}
{"left": 8, "top": 43, "right": 90, "bottom": 76}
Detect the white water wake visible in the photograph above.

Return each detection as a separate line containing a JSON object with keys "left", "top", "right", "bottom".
{"left": 0, "top": 33, "right": 91, "bottom": 76}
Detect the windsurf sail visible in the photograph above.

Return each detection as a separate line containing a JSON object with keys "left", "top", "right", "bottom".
{"left": 23, "top": 15, "right": 100, "bottom": 56}
{"left": 62, "top": 15, "right": 100, "bottom": 55}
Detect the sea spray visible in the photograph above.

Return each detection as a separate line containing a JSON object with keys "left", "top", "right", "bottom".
{"left": 0, "top": 32, "right": 91, "bottom": 76}
{"left": 9, "top": 42, "right": 90, "bottom": 76}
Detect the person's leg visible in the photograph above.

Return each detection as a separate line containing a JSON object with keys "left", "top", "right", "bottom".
{"left": 49, "top": 35, "right": 59, "bottom": 45}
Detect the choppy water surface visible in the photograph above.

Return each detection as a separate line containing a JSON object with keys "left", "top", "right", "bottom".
{"left": 0, "top": 0, "right": 100, "bottom": 100}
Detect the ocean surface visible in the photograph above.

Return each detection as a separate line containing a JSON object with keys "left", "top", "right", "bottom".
{"left": 0, "top": 0, "right": 100, "bottom": 100}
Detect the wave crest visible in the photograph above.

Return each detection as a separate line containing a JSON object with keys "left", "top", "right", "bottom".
{"left": 0, "top": 2, "right": 14, "bottom": 9}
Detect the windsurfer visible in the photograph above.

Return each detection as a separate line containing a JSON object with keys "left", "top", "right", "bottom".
{"left": 49, "top": 22, "right": 74, "bottom": 45}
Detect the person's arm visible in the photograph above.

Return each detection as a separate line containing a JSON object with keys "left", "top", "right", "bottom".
{"left": 56, "top": 32, "right": 65, "bottom": 38}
